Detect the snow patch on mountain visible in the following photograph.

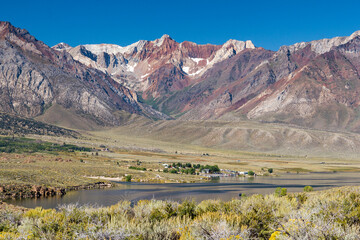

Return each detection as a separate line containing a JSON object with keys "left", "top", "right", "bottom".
{"left": 182, "top": 66, "right": 190, "bottom": 74}
{"left": 191, "top": 57, "right": 205, "bottom": 64}
{"left": 83, "top": 40, "right": 147, "bottom": 55}
{"left": 52, "top": 42, "right": 71, "bottom": 51}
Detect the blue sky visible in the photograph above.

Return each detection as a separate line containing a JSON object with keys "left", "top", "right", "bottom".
{"left": 1, "top": 0, "right": 360, "bottom": 50}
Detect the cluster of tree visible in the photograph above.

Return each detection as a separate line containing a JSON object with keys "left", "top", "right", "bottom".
{"left": 164, "top": 163, "right": 220, "bottom": 174}
{"left": 199, "top": 165, "right": 220, "bottom": 174}
{"left": 169, "top": 162, "right": 193, "bottom": 168}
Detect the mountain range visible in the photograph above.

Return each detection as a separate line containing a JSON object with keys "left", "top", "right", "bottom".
{"left": 1, "top": 21, "right": 360, "bottom": 135}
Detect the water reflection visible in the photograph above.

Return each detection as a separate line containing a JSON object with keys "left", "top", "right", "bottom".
{"left": 7, "top": 172, "right": 360, "bottom": 209}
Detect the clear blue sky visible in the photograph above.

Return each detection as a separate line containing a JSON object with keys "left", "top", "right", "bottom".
{"left": 1, "top": 0, "right": 359, "bottom": 50}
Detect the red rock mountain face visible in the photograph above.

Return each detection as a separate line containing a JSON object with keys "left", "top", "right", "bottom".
{"left": 242, "top": 36, "right": 360, "bottom": 132}
{"left": 56, "top": 30, "right": 360, "bottom": 132}
{"left": 59, "top": 35, "right": 256, "bottom": 99}
{"left": 0, "top": 22, "right": 167, "bottom": 125}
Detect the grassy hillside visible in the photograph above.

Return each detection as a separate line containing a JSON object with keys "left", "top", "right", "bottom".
{"left": 35, "top": 104, "right": 105, "bottom": 131}
{"left": 91, "top": 119, "right": 360, "bottom": 158}
{"left": 0, "top": 112, "right": 78, "bottom": 138}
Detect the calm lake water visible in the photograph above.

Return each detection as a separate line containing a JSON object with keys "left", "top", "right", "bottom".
{"left": 7, "top": 172, "right": 360, "bottom": 209}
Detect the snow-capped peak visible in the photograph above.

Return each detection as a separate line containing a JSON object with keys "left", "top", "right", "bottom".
{"left": 81, "top": 40, "right": 147, "bottom": 56}
{"left": 52, "top": 42, "right": 72, "bottom": 50}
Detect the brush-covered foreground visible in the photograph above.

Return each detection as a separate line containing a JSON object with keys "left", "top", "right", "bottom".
{"left": 1, "top": 186, "right": 360, "bottom": 239}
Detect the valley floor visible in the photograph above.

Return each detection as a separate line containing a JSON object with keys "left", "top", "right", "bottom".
{"left": 1, "top": 124, "right": 360, "bottom": 239}
{"left": 1, "top": 124, "right": 360, "bottom": 201}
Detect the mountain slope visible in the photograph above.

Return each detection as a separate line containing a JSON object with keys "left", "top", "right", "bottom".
{"left": 56, "top": 35, "right": 255, "bottom": 97}
{"left": 0, "top": 111, "right": 78, "bottom": 137}
{"left": 36, "top": 25, "right": 360, "bottom": 133}
{"left": 0, "top": 21, "right": 167, "bottom": 126}
{"left": 241, "top": 34, "right": 360, "bottom": 132}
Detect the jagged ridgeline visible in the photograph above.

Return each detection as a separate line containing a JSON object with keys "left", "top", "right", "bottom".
{"left": 0, "top": 112, "right": 78, "bottom": 137}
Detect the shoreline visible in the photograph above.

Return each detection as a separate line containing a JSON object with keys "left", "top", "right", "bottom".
{"left": 0, "top": 181, "right": 112, "bottom": 201}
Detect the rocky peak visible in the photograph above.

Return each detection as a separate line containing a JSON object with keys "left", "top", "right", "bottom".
{"left": 207, "top": 39, "right": 256, "bottom": 66}
{"left": 279, "top": 30, "right": 360, "bottom": 55}
{"left": 0, "top": 21, "right": 52, "bottom": 58}
{"left": 0, "top": 21, "right": 40, "bottom": 42}
{"left": 223, "top": 39, "right": 255, "bottom": 52}
{"left": 0, "top": 21, "right": 11, "bottom": 32}
{"left": 152, "top": 34, "right": 173, "bottom": 47}
{"left": 52, "top": 42, "right": 71, "bottom": 51}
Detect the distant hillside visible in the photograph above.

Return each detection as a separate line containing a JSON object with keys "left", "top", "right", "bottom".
{"left": 108, "top": 119, "right": 360, "bottom": 157}
{"left": 0, "top": 112, "right": 79, "bottom": 137}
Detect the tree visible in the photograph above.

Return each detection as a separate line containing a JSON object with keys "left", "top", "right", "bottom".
{"left": 248, "top": 170, "right": 255, "bottom": 176}
{"left": 125, "top": 175, "right": 132, "bottom": 182}
{"left": 268, "top": 168, "right": 273, "bottom": 174}
{"left": 304, "top": 186, "right": 313, "bottom": 192}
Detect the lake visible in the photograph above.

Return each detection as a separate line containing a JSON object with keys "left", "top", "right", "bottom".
{"left": 7, "top": 172, "right": 360, "bottom": 209}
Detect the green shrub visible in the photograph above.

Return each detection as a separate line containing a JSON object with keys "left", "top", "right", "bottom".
{"left": 304, "top": 185, "right": 313, "bottom": 192}
{"left": 295, "top": 192, "right": 308, "bottom": 204}
{"left": 164, "top": 202, "right": 177, "bottom": 218}
{"left": 248, "top": 170, "right": 255, "bottom": 176}
{"left": 149, "top": 208, "right": 165, "bottom": 222}
{"left": 129, "top": 166, "right": 146, "bottom": 171}
{"left": 275, "top": 187, "right": 287, "bottom": 197}
{"left": 170, "top": 169, "right": 178, "bottom": 174}
{"left": 178, "top": 200, "right": 196, "bottom": 219}
{"left": 268, "top": 168, "right": 273, "bottom": 173}
{"left": 125, "top": 175, "right": 132, "bottom": 182}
